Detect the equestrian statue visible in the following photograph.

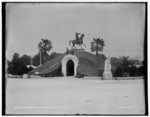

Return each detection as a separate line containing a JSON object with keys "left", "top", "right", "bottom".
{"left": 69, "top": 32, "right": 86, "bottom": 48}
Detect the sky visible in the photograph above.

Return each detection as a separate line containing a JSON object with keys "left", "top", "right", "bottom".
{"left": 6, "top": 3, "right": 145, "bottom": 61}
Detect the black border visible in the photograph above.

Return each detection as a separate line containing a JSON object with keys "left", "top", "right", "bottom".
{"left": 2, "top": 2, "right": 6, "bottom": 115}
{"left": 2, "top": 2, "right": 148, "bottom": 116}
{"left": 144, "top": 2, "right": 148, "bottom": 116}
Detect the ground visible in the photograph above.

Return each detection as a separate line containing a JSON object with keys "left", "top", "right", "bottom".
{"left": 6, "top": 77, "right": 145, "bottom": 115}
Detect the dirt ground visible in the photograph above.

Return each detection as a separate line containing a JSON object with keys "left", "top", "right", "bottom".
{"left": 6, "top": 77, "right": 145, "bottom": 115}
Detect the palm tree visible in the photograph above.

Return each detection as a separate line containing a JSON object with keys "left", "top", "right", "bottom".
{"left": 91, "top": 38, "right": 105, "bottom": 55}
{"left": 121, "top": 56, "right": 133, "bottom": 73}
{"left": 38, "top": 39, "right": 52, "bottom": 65}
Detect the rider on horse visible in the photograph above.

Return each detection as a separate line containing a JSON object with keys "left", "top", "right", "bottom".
{"left": 75, "top": 32, "right": 80, "bottom": 43}
{"left": 69, "top": 32, "right": 86, "bottom": 48}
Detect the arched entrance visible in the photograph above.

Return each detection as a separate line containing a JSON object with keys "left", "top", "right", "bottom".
{"left": 61, "top": 54, "right": 79, "bottom": 76}
{"left": 66, "top": 59, "right": 74, "bottom": 76}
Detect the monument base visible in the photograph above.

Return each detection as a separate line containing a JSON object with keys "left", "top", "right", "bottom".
{"left": 103, "top": 71, "right": 112, "bottom": 80}
{"left": 23, "top": 74, "right": 30, "bottom": 79}
{"left": 71, "top": 48, "right": 84, "bottom": 52}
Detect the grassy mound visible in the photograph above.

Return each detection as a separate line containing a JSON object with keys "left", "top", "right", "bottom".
{"left": 29, "top": 51, "right": 106, "bottom": 76}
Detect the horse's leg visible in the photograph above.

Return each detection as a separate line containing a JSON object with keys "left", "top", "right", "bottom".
{"left": 73, "top": 42, "right": 76, "bottom": 49}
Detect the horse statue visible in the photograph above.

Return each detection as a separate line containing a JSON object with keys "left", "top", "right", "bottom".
{"left": 69, "top": 33, "right": 86, "bottom": 48}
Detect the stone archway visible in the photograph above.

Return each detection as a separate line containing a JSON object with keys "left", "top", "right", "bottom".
{"left": 61, "top": 54, "right": 79, "bottom": 76}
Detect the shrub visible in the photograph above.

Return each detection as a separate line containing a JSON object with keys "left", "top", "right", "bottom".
{"left": 138, "top": 66, "right": 144, "bottom": 76}
{"left": 98, "top": 69, "right": 104, "bottom": 76}
{"left": 123, "top": 72, "right": 130, "bottom": 77}
{"left": 114, "top": 66, "right": 124, "bottom": 77}
{"left": 76, "top": 72, "right": 84, "bottom": 78}
{"left": 129, "top": 65, "right": 138, "bottom": 76}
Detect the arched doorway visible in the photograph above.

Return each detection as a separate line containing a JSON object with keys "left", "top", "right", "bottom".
{"left": 66, "top": 59, "right": 74, "bottom": 76}
{"left": 61, "top": 54, "right": 79, "bottom": 76}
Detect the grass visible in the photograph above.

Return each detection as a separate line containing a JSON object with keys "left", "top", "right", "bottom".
{"left": 29, "top": 51, "right": 115, "bottom": 76}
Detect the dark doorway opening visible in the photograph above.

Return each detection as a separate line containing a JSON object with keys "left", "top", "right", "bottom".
{"left": 66, "top": 59, "right": 74, "bottom": 76}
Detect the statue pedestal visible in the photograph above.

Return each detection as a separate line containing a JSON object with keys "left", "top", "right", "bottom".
{"left": 72, "top": 48, "right": 84, "bottom": 52}
{"left": 103, "top": 71, "right": 112, "bottom": 80}
{"left": 23, "top": 74, "right": 30, "bottom": 79}
{"left": 103, "top": 58, "right": 113, "bottom": 80}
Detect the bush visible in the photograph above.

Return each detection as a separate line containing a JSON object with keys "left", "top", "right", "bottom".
{"left": 114, "top": 66, "right": 124, "bottom": 77}
{"left": 28, "top": 67, "right": 33, "bottom": 72}
{"left": 138, "top": 66, "right": 144, "bottom": 76}
{"left": 7, "top": 53, "right": 32, "bottom": 75}
{"left": 123, "top": 72, "right": 130, "bottom": 77}
{"left": 98, "top": 69, "right": 104, "bottom": 76}
{"left": 129, "top": 65, "right": 138, "bottom": 76}
{"left": 20, "top": 65, "right": 29, "bottom": 75}
{"left": 76, "top": 72, "right": 84, "bottom": 78}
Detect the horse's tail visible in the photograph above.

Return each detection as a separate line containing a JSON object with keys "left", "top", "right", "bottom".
{"left": 69, "top": 40, "right": 72, "bottom": 45}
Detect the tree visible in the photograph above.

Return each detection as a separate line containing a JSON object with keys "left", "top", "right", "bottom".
{"left": 91, "top": 38, "right": 105, "bottom": 55}
{"left": 121, "top": 56, "right": 133, "bottom": 73}
{"left": 32, "top": 52, "right": 54, "bottom": 66}
{"left": 129, "top": 65, "right": 138, "bottom": 76}
{"left": 19, "top": 65, "right": 29, "bottom": 75}
{"left": 7, "top": 60, "right": 13, "bottom": 74}
{"left": 138, "top": 66, "right": 144, "bottom": 76}
{"left": 49, "top": 52, "right": 60, "bottom": 60}
{"left": 20, "top": 55, "right": 31, "bottom": 66}
{"left": 7, "top": 53, "right": 31, "bottom": 75}
{"left": 32, "top": 53, "right": 40, "bottom": 66}
{"left": 12, "top": 53, "right": 19, "bottom": 63}
{"left": 114, "top": 66, "right": 124, "bottom": 77}
{"left": 38, "top": 39, "right": 52, "bottom": 64}
{"left": 28, "top": 67, "right": 33, "bottom": 72}
{"left": 7, "top": 53, "right": 22, "bottom": 75}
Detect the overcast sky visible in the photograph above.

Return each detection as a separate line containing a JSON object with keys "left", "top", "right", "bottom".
{"left": 6, "top": 3, "right": 145, "bottom": 60}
